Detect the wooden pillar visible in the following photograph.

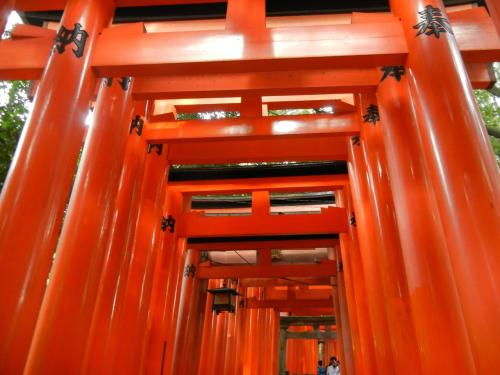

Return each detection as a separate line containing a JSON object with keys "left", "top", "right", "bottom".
{"left": 82, "top": 101, "right": 151, "bottom": 375}
{"left": 0, "top": 0, "right": 12, "bottom": 35}
{"left": 486, "top": 0, "right": 500, "bottom": 35}
{"left": 357, "top": 93, "right": 421, "bottom": 375}
{"left": 198, "top": 280, "right": 217, "bottom": 375}
{"left": 0, "top": 0, "right": 114, "bottom": 371}
{"left": 111, "top": 140, "right": 169, "bottom": 374}
{"left": 142, "top": 188, "right": 183, "bottom": 375}
{"left": 347, "top": 137, "right": 395, "bottom": 375}
{"left": 390, "top": 2, "right": 500, "bottom": 373}
{"left": 336, "top": 188, "right": 371, "bottom": 375}
{"left": 24, "top": 77, "right": 134, "bottom": 372}
{"left": 377, "top": 65, "right": 476, "bottom": 373}
{"left": 170, "top": 250, "right": 207, "bottom": 374}
{"left": 231, "top": 286, "right": 247, "bottom": 375}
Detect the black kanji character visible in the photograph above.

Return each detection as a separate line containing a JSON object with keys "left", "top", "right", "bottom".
{"left": 161, "top": 215, "right": 176, "bottom": 233}
{"left": 184, "top": 264, "right": 196, "bottom": 278}
{"left": 363, "top": 105, "right": 380, "bottom": 125}
{"left": 413, "top": 5, "right": 453, "bottom": 38}
{"left": 54, "top": 23, "right": 89, "bottom": 58}
{"left": 381, "top": 66, "right": 405, "bottom": 82}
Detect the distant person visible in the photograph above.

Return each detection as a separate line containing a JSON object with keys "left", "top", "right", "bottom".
{"left": 327, "top": 356, "right": 340, "bottom": 375}
{"left": 318, "top": 360, "right": 326, "bottom": 375}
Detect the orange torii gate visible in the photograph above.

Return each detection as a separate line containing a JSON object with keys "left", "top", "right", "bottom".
{"left": 0, "top": 0, "right": 499, "bottom": 374}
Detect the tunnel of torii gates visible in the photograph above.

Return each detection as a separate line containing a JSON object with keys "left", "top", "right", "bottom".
{"left": 0, "top": 0, "right": 499, "bottom": 374}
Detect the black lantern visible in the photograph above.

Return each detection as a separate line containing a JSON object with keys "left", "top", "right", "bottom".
{"left": 208, "top": 285, "right": 239, "bottom": 314}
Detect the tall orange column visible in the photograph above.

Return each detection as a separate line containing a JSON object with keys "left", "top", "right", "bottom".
{"left": 336, "top": 189, "right": 371, "bottom": 375}
{"left": 329, "top": 251, "right": 347, "bottom": 372}
{"left": 143, "top": 189, "right": 184, "bottom": 375}
{"left": 377, "top": 66, "right": 476, "bottom": 373}
{"left": 335, "top": 247, "right": 356, "bottom": 375}
{"left": 486, "top": 0, "right": 500, "bottom": 35}
{"left": 231, "top": 286, "right": 247, "bottom": 375}
{"left": 83, "top": 101, "right": 151, "bottom": 374}
{"left": 113, "top": 145, "right": 169, "bottom": 374}
{"left": 0, "top": 0, "right": 12, "bottom": 35}
{"left": 198, "top": 280, "right": 217, "bottom": 375}
{"left": 357, "top": 93, "right": 421, "bottom": 375}
{"left": 347, "top": 137, "right": 394, "bottom": 375}
{"left": 335, "top": 191, "right": 373, "bottom": 374}
{"left": 24, "top": 77, "right": 134, "bottom": 373}
{"left": 170, "top": 249, "right": 207, "bottom": 374}
{"left": 391, "top": 2, "right": 500, "bottom": 373}
{"left": 0, "top": 1, "right": 114, "bottom": 372}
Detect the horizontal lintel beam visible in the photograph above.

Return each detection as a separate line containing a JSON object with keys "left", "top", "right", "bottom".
{"left": 134, "top": 63, "right": 494, "bottom": 99}
{"left": 0, "top": 10, "right": 498, "bottom": 80}
{"left": 239, "top": 277, "right": 333, "bottom": 287}
{"left": 179, "top": 207, "right": 348, "bottom": 237}
{"left": 167, "top": 136, "right": 349, "bottom": 164}
{"left": 246, "top": 298, "right": 333, "bottom": 310}
{"left": 285, "top": 331, "right": 337, "bottom": 340}
{"left": 196, "top": 261, "right": 337, "bottom": 279}
{"left": 145, "top": 113, "right": 358, "bottom": 143}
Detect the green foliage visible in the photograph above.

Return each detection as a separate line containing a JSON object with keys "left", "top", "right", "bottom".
{"left": 0, "top": 80, "right": 30, "bottom": 191}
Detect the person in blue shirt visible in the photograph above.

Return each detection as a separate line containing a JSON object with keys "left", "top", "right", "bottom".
{"left": 318, "top": 360, "right": 326, "bottom": 375}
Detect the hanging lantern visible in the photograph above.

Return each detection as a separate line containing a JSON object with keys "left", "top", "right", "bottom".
{"left": 208, "top": 285, "right": 239, "bottom": 314}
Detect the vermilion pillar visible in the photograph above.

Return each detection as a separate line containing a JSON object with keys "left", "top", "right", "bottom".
{"left": 170, "top": 249, "right": 207, "bottom": 374}
{"left": 0, "top": 0, "right": 11, "bottom": 35}
{"left": 390, "top": 2, "right": 500, "bottom": 373}
{"left": 336, "top": 189, "right": 370, "bottom": 375}
{"left": 357, "top": 93, "right": 421, "bottom": 375}
{"left": 113, "top": 145, "right": 169, "bottom": 374}
{"left": 347, "top": 138, "right": 394, "bottom": 375}
{"left": 84, "top": 101, "right": 151, "bottom": 375}
{"left": 24, "top": 77, "right": 134, "bottom": 373}
{"left": 144, "top": 189, "right": 184, "bottom": 375}
{"left": 198, "top": 280, "right": 217, "bottom": 375}
{"left": 377, "top": 67, "right": 476, "bottom": 373}
{"left": 0, "top": 1, "right": 114, "bottom": 372}
{"left": 486, "top": 0, "right": 500, "bottom": 35}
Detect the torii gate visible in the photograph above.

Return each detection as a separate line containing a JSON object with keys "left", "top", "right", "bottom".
{"left": 0, "top": 0, "right": 499, "bottom": 374}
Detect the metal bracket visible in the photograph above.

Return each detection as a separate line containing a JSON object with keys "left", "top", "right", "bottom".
{"left": 161, "top": 215, "right": 176, "bottom": 233}
{"left": 118, "top": 77, "right": 131, "bottom": 91}
{"left": 129, "top": 115, "right": 144, "bottom": 136}
{"left": 183, "top": 264, "right": 196, "bottom": 278}
{"left": 351, "top": 135, "right": 361, "bottom": 146}
{"left": 338, "top": 261, "right": 344, "bottom": 273}
{"left": 148, "top": 143, "right": 163, "bottom": 155}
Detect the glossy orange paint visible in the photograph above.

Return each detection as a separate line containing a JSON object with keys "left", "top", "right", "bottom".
{"left": 181, "top": 208, "right": 348, "bottom": 238}
{"left": 170, "top": 249, "right": 207, "bottom": 374}
{"left": 377, "top": 63, "right": 476, "bottom": 374}
{"left": 144, "top": 113, "right": 359, "bottom": 144}
{"left": 336, "top": 189, "right": 375, "bottom": 375}
{"left": 486, "top": 0, "right": 500, "bottom": 34}
{"left": 0, "top": 0, "right": 115, "bottom": 372}
{"left": 198, "top": 279, "right": 217, "bottom": 375}
{"left": 167, "top": 136, "right": 350, "bottom": 163}
{"left": 197, "top": 261, "right": 337, "bottom": 280}
{"left": 347, "top": 133, "right": 395, "bottom": 375}
{"left": 170, "top": 174, "right": 347, "bottom": 195}
{"left": 0, "top": 0, "right": 12, "bottom": 35}
{"left": 391, "top": 1, "right": 500, "bottom": 373}
{"left": 358, "top": 93, "right": 422, "bottom": 375}
{"left": 84, "top": 101, "right": 151, "bottom": 374}
{"left": 133, "top": 64, "right": 493, "bottom": 100}
{"left": 111, "top": 142, "right": 169, "bottom": 374}
{"left": 24, "top": 77, "right": 134, "bottom": 372}
{"left": 142, "top": 189, "right": 183, "bottom": 375}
